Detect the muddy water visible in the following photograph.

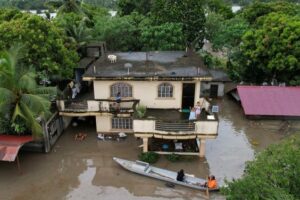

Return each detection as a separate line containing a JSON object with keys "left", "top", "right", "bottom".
{"left": 1, "top": 96, "right": 299, "bottom": 200}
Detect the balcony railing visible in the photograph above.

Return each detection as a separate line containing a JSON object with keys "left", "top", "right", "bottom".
{"left": 57, "top": 99, "right": 139, "bottom": 113}
{"left": 133, "top": 114, "right": 218, "bottom": 135}
{"left": 155, "top": 120, "right": 195, "bottom": 132}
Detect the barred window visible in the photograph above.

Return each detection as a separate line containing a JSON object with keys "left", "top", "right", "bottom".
{"left": 112, "top": 118, "right": 133, "bottom": 129}
{"left": 111, "top": 83, "right": 132, "bottom": 97}
{"left": 158, "top": 83, "right": 173, "bottom": 97}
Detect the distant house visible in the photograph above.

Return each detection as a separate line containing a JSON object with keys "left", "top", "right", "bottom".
{"left": 200, "top": 69, "right": 231, "bottom": 98}
{"left": 237, "top": 85, "right": 300, "bottom": 119}
{"left": 57, "top": 43, "right": 221, "bottom": 157}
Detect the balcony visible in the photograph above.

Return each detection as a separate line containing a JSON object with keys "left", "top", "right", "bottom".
{"left": 133, "top": 109, "right": 218, "bottom": 137}
{"left": 57, "top": 99, "right": 140, "bottom": 116}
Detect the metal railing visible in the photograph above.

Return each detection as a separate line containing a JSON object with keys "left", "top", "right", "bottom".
{"left": 57, "top": 99, "right": 140, "bottom": 113}
{"left": 155, "top": 120, "right": 195, "bottom": 132}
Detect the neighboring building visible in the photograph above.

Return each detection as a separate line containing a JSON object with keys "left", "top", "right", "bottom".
{"left": 200, "top": 69, "right": 231, "bottom": 98}
{"left": 237, "top": 85, "right": 300, "bottom": 119}
{"left": 57, "top": 44, "right": 220, "bottom": 157}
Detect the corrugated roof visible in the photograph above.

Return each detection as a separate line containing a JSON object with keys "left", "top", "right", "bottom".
{"left": 0, "top": 135, "right": 33, "bottom": 162}
{"left": 237, "top": 86, "right": 300, "bottom": 116}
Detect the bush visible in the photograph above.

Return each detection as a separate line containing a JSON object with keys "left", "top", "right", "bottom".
{"left": 166, "top": 153, "right": 181, "bottom": 162}
{"left": 138, "top": 152, "right": 159, "bottom": 164}
{"left": 221, "top": 135, "right": 300, "bottom": 199}
{"left": 135, "top": 105, "right": 147, "bottom": 118}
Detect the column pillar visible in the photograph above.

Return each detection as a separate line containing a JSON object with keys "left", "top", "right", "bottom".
{"left": 142, "top": 137, "right": 149, "bottom": 153}
{"left": 199, "top": 139, "right": 206, "bottom": 157}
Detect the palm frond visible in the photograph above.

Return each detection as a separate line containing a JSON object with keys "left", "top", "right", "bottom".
{"left": 18, "top": 71, "right": 37, "bottom": 92}
{"left": 12, "top": 103, "right": 26, "bottom": 122}
{"left": 20, "top": 94, "right": 51, "bottom": 117}
{"left": 33, "top": 86, "right": 57, "bottom": 96}
{"left": 0, "top": 87, "right": 16, "bottom": 104}
{"left": 0, "top": 102, "right": 12, "bottom": 117}
{"left": 0, "top": 71, "right": 14, "bottom": 89}
{"left": 20, "top": 102, "right": 43, "bottom": 138}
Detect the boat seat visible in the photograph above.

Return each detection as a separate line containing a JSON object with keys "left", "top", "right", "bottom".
{"left": 144, "top": 166, "right": 151, "bottom": 173}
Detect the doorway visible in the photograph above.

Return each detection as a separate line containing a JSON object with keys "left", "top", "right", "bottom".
{"left": 210, "top": 84, "right": 219, "bottom": 98}
{"left": 181, "top": 83, "right": 195, "bottom": 110}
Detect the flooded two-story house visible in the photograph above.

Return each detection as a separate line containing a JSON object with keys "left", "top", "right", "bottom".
{"left": 57, "top": 43, "right": 219, "bottom": 157}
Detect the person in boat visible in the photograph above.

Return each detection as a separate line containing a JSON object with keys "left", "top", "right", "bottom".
{"left": 202, "top": 175, "right": 218, "bottom": 189}
{"left": 176, "top": 169, "right": 185, "bottom": 182}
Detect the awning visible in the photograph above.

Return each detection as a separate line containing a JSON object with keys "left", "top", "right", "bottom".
{"left": 0, "top": 135, "right": 33, "bottom": 162}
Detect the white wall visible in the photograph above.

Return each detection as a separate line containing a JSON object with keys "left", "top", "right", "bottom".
{"left": 133, "top": 119, "right": 155, "bottom": 132}
{"left": 94, "top": 81, "right": 202, "bottom": 109}
{"left": 195, "top": 120, "right": 218, "bottom": 134}
{"left": 96, "top": 115, "right": 112, "bottom": 132}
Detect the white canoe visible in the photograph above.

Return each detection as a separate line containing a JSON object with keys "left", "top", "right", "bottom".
{"left": 113, "top": 157, "right": 219, "bottom": 191}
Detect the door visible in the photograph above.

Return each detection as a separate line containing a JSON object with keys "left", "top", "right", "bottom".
{"left": 210, "top": 84, "right": 219, "bottom": 98}
{"left": 181, "top": 83, "right": 195, "bottom": 110}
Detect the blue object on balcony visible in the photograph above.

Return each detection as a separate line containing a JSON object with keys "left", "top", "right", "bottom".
{"left": 162, "top": 144, "right": 169, "bottom": 150}
{"left": 182, "top": 109, "right": 190, "bottom": 113}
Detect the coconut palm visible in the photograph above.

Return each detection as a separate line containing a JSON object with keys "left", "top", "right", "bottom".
{"left": 46, "top": 0, "right": 84, "bottom": 14}
{"left": 66, "top": 17, "right": 92, "bottom": 49}
{"left": 0, "top": 46, "right": 56, "bottom": 138}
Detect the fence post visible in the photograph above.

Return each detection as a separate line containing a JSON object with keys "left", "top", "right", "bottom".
{"left": 43, "top": 120, "right": 51, "bottom": 153}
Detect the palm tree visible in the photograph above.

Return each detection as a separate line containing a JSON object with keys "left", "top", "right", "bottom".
{"left": 0, "top": 46, "right": 56, "bottom": 138}
{"left": 66, "top": 17, "right": 92, "bottom": 49}
{"left": 46, "top": 0, "right": 84, "bottom": 14}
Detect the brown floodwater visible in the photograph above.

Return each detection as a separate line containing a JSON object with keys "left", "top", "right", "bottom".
{"left": 1, "top": 96, "right": 299, "bottom": 200}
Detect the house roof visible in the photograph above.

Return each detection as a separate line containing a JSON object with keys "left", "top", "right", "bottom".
{"left": 83, "top": 51, "right": 212, "bottom": 80}
{"left": 0, "top": 135, "right": 33, "bottom": 162}
{"left": 76, "top": 57, "right": 95, "bottom": 69}
{"left": 208, "top": 69, "right": 231, "bottom": 82}
{"left": 237, "top": 85, "right": 300, "bottom": 117}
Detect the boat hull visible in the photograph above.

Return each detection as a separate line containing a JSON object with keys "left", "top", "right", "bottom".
{"left": 113, "top": 157, "right": 219, "bottom": 192}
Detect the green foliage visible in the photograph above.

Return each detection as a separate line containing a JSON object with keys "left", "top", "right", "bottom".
{"left": 239, "top": 1, "right": 300, "bottom": 25}
{"left": 151, "top": 0, "right": 206, "bottom": 49}
{"left": 93, "top": 13, "right": 144, "bottom": 51}
{"left": 117, "top": 0, "right": 152, "bottom": 16}
{"left": 165, "top": 153, "right": 181, "bottom": 162}
{"left": 198, "top": 50, "right": 226, "bottom": 69}
{"left": 211, "top": 16, "right": 249, "bottom": 50}
{"left": 222, "top": 135, "right": 300, "bottom": 199}
{"left": 138, "top": 152, "right": 160, "bottom": 164}
{"left": 0, "top": 10, "right": 79, "bottom": 78}
{"left": 237, "top": 13, "right": 300, "bottom": 84}
{"left": 0, "top": 46, "right": 57, "bottom": 138}
{"left": 11, "top": 118, "right": 27, "bottom": 134}
{"left": 206, "top": 0, "right": 234, "bottom": 19}
{"left": 141, "top": 22, "right": 184, "bottom": 51}
{"left": 55, "top": 13, "right": 93, "bottom": 51}
{"left": 135, "top": 105, "right": 147, "bottom": 118}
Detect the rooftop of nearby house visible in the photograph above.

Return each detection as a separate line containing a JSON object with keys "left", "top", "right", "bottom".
{"left": 83, "top": 51, "right": 213, "bottom": 80}
{"left": 208, "top": 68, "right": 231, "bottom": 82}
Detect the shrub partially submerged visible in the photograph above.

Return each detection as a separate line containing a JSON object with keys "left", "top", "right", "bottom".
{"left": 138, "top": 152, "right": 159, "bottom": 163}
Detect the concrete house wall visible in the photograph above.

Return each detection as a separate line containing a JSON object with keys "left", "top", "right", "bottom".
{"left": 94, "top": 80, "right": 202, "bottom": 109}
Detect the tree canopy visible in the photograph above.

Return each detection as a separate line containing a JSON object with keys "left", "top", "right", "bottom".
{"left": 222, "top": 135, "right": 300, "bottom": 199}
{"left": 151, "top": 0, "right": 206, "bottom": 50}
{"left": 238, "top": 13, "right": 300, "bottom": 84}
{"left": 0, "top": 9, "right": 79, "bottom": 79}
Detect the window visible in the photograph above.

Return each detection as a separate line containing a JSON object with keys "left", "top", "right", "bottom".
{"left": 112, "top": 118, "right": 133, "bottom": 129}
{"left": 111, "top": 82, "right": 132, "bottom": 97}
{"left": 158, "top": 83, "right": 173, "bottom": 97}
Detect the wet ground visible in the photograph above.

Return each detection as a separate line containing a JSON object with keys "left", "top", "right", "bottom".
{"left": 1, "top": 96, "right": 299, "bottom": 200}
